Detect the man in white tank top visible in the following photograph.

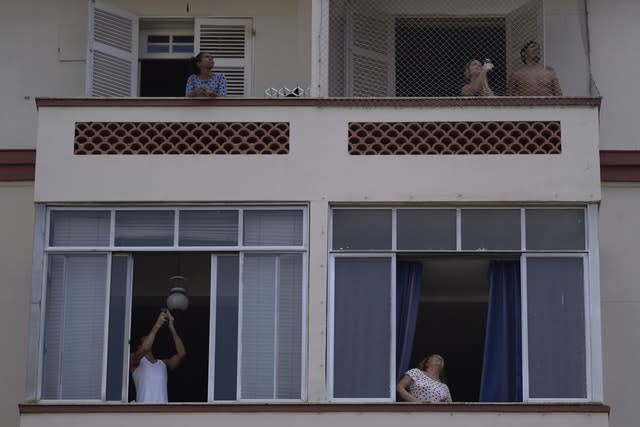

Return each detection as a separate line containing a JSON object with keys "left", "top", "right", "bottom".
{"left": 130, "top": 310, "right": 187, "bottom": 403}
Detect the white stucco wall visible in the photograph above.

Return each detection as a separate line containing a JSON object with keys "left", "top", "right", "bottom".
{"left": 0, "top": 184, "right": 35, "bottom": 427}
{"left": 33, "top": 103, "right": 601, "bottom": 203}
{"left": 599, "top": 184, "right": 640, "bottom": 427}
{"left": 588, "top": 0, "right": 640, "bottom": 149}
{"left": 0, "top": 0, "right": 311, "bottom": 150}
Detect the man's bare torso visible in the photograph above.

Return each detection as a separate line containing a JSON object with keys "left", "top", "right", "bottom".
{"left": 510, "top": 65, "right": 561, "bottom": 96}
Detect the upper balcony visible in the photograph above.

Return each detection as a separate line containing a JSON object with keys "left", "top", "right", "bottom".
{"left": 79, "top": 0, "right": 596, "bottom": 99}
{"left": 32, "top": 0, "right": 601, "bottom": 204}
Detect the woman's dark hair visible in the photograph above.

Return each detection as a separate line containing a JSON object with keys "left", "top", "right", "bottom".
{"left": 190, "top": 52, "right": 207, "bottom": 75}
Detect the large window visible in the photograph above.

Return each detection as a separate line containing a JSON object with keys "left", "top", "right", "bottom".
{"left": 38, "top": 207, "right": 307, "bottom": 402}
{"left": 329, "top": 206, "right": 598, "bottom": 402}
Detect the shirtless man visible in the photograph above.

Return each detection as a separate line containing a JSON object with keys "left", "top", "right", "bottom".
{"left": 508, "top": 41, "right": 562, "bottom": 96}
{"left": 130, "top": 309, "right": 187, "bottom": 403}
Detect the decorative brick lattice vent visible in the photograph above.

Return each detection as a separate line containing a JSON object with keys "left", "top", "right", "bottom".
{"left": 348, "top": 121, "right": 561, "bottom": 155}
{"left": 74, "top": 122, "right": 290, "bottom": 154}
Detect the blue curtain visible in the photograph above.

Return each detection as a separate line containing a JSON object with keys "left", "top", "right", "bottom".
{"left": 396, "top": 262, "right": 423, "bottom": 381}
{"left": 480, "top": 261, "right": 522, "bottom": 402}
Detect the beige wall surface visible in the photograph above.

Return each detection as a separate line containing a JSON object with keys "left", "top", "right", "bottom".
{"left": 0, "top": 184, "right": 35, "bottom": 427}
{"left": 34, "top": 104, "right": 601, "bottom": 203}
{"left": 599, "top": 184, "right": 640, "bottom": 427}
{"left": 0, "top": 0, "right": 311, "bottom": 149}
{"left": 19, "top": 410, "right": 609, "bottom": 427}
{"left": 588, "top": 0, "right": 640, "bottom": 149}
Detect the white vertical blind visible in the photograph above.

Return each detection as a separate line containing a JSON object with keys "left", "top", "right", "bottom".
{"left": 49, "top": 210, "right": 111, "bottom": 247}
{"left": 243, "top": 210, "right": 303, "bottom": 246}
{"left": 241, "top": 255, "right": 277, "bottom": 399}
{"left": 87, "top": 1, "right": 139, "bottom": 96}
{"left": 42, "top": 254, "right": 108, "bottom": 399}
{"left": 276, "top": 254, "right": 303, "bottom": 399}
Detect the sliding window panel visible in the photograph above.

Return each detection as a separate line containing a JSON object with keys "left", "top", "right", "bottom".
{"left": 527, "top": 257, "right": 587, "bottom": 399}
{"left": 213, "top": 255, "right": 239, "bottom": 400}
{"left": 115, "top": 210, "right": 174, "bottom": 247}
{"left": 332, "top": 209, "right": 392, "bottom": 250}
{"left": 243, "top": 210, "right": 303, "bottom": 246}
{"left": 276, "top": 254, "right": 303, "bottom": 399}
{"left": 241, "top": 255, "right": 277, "bottom": 399}
{"left": 333, "top": 257, "right": 392, "bottom": 399}
{"left": 42, "top": 254, "right": 108, "bottom": 399}
{"left": 105, "top": 255, "right": 131, "bottom": 401}
{"left": 461, "top": 209, "right": 521, "bottom": 250}
{"left": 179, "top": 210, "right": 238, "bottom": 246}
{"left": 240, "top": 254, "right": 303, "bottom": 400}
{"left": 49, "top": 210, "right": 110, "bottom": 247}
{"left": 525, "top": 209, "right": 586, "bottom": 250}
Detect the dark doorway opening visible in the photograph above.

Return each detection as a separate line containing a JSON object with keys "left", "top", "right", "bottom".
{"left": 402, "top": 256, "right": 517, "bottom": 402}
{"left": 395, "top": 18, "right": 506, "bottom": 97}
{"left": 140, "top": 59, "right": 192, "bottom": 97}
{"left": 128, "top": 252, "right": 210, "bottom": 402}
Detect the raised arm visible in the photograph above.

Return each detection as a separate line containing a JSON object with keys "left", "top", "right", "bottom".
{"left": 130, "top": 312, "right": 166, "bottom": 369}
{"left": 396, "top": 374, "right": 422, "bottom": 402}
{"left": 164, "top": 310, "right": 187, "bottom": 371}
{"left": 461, "top": 63, "right": 493, "bottom": 96}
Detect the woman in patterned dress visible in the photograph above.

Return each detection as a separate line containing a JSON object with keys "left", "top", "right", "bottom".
{"left": 396, "top": 354, "right": 452, "bottom": 403}
{"left": 185, "top": 52, "right": 227, "bottom": 97}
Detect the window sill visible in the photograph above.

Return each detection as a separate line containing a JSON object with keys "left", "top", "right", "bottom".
{"left": 19, "top": 402, "right": 610, "bottom": 414}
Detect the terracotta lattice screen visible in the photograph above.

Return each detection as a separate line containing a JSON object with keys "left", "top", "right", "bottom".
{"left": 74, "top": 122, "right": 290, "bottom": 155}
{"left": 348, "top": 121, "right": 561, "bottom": 155}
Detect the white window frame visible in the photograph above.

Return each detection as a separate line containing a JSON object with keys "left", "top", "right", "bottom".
{"left": 327, "top": 204, "right": 601, "bottom": 403}
{"left": 30, "top": 204, "right": 308, "bottom": 403}
{"left": 139, "top": 27, "right": 195, "bottom": 59}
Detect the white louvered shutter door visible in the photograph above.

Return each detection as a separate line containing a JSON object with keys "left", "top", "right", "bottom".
{"left": 195, "top": 18, "right": 252, "bottom": 97}
{"left": 86, "top": 1, "right": 139, "bottom": 96}
{"left": 346, "top": 8, "right": 394, "bottom": 96}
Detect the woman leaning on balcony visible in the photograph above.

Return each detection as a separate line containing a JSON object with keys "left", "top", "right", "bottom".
{"left": 396, "top": 353, "right": 452, "bottom": 403}
{"left": 461, "top": 58, "right": 495, "bottom": 96}
{"left": 185, "top": 52, "right": 228, "bottom": 97}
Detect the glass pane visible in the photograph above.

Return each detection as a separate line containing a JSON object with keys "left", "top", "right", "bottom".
{"left": 241, "top": 255, "right": 277, "bottom": 399}
{"left": 173, "top": 35, "right": 194, "bottom": 43}
{"left": 276, "top": 254, "right": 303, "bottom": 399}
{"left": 461, "top": 209, "right": 521, "bottom": 250}
{"left": 147, "top": 35, "right": 170, "bottom": 43}
{"left": 49, "top": 210, "right": 110, "bottom": 247}
{"left": 332, "top": 209, "right": 392, "bottom": 250}
{"left": 179, "top": 210, "right": 238, "bottom": 246}
{"left": 42, "top": 254, "right": 108, "bottom": 399}
{"left": 527, "top": 258, "right": 586, "bottom": 398}
{"left": 172, "top": 44, "right": 194, "bottom": 53}
{"left": 106, "top": 255, "right": 129, "bottom": 401}
{"left": 333, "top": 258, "right": 391, "bottom": 398}
{"left": 115, "top": 210, "right": 174, "bottom": 247}
{"left": 397, "top": 209, "right": 456, "bottom": 250}
{"left": 147, "top": 44, "right": 170, "bottom": 53}
{"left": 214, "top": 255, "right": 239, "bottom": 401}
{"left": 243, "top": 210, "right": 303, "bottom": 246}
{"left": 526, "top": 209, "right": 585, "bottom": 250}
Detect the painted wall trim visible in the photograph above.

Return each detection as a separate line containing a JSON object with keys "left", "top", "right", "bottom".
{"left": 0, "top": 149, "right": 36, "bottom": 181}
{"left": 19, "top": 402, "right": 610, "bottom": 414}
{"left": 600, "top": 150, "right": 640, "bottom": 182}
{"left": 35, "top": 97, "right": 602, "bottom": 108}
